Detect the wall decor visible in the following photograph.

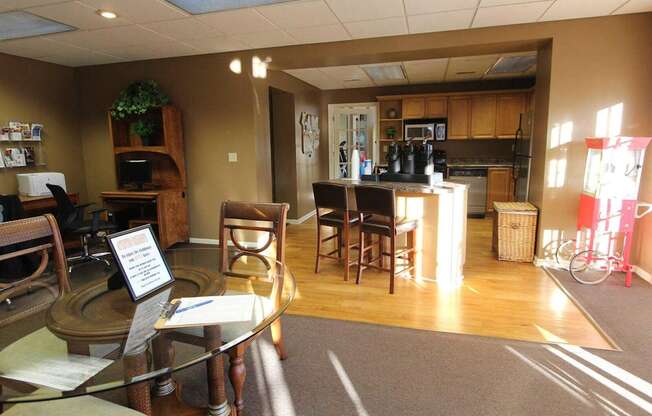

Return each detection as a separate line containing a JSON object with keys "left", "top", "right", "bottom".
{"left": 299, "top": 112, "right": 319, "bottom": 157}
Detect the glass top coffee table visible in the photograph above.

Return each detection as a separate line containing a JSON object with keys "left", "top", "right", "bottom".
{"left": 0, "top": 247, "right": 295, "bottom": 416}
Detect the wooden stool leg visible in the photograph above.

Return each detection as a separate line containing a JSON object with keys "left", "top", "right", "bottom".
{"left": 378, "top": 236, "right": 384, "bottom": 267}
{"left": 365, "top": 233, "right": 373, "bottom": 263}
{"left": 336, "top": 228, "right": 342, "bottom": 259}
{"left": 270, "top": 318, "right": 287, "bottom": 360}
{"left": 408, "top": 230, "right": 416, "bottom": 278}
{"left": 229, "top": 345, "right": 246, "bottom": 416}
{"left": 343, "top": 223, "right": 350, "bottom": 281}
{"left": 356, "top": 229, "right": 364, "bottom": 285}
{"left": 389, "top": 235, "right": 396, "bottom": 294}
{"left": 315, "top": 223, "right": 321, "bottom": 273}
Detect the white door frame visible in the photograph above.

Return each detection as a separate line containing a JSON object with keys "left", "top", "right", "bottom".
{"left": 327, "top": 102, "right": 379, "bottom": 179}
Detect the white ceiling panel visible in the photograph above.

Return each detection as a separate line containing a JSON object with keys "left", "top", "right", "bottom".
{"left": 473, "top": 1, "right": 553, "bottom": 27}
{"left": 39, "top": 49, "right": 123, "bottom": 66}
{"left": 0, "top": 0, "right": 66, "bottom": 12}
{"left": 540, "top": 0, "right": 625, "bottom": 21}
{"left": 446, "top": 54, "right": 499, "bottom": 80}
{"left": 197, "top": 8, "right": 278, "bottom": 34}
{"left": 319, "top": 65, "right": 371, "bottom": 82}
{"left": 0, "top": 36, "right": 78, "bottom": 58}
{"left": 284, "top": 68, "right": 341, "bottom": 89}
{"left": 256, "top": 0, "right": 339, "bottom": 29}
{"left": 403, "top": 58, "right": 449, "bottom": 83}
{"left": 408, "top": 9, "right": 474, "bottom": 33}
{"left": 325, "top": 0, "right": 405, "bottom": 22}
{"left": 404, "top": 0, "right": 478, "bottom": 15}
{"left": 344, "top": 16, "right": 407, "bottom": 39}
{"left": 48, "top": 25, "right": 172, "bottom": 49}
{"left": 81, "top": 0, "right": 187, "bottom": 24}
{"left": 101, "top": 40, "right": 198, "bottom": 60}
{"left": 27, "top": 1, "right": 130, "bottom": 30}
{"left": 480, "top": 0, "right": 546, "bottom": 6}
{"left": 144, "top": 18, "right": 217, "bottom": 41}
{"left": 613, "top": 0, "right": 652, "bottom": 14}
{"left": 183, "top": 35, "right": 250, "bottom": 53}
{"left": 286, "top": 24, "right": 350, "bottom": 43}
{"left": 233, "top": 30, "right": 297, "bottom": 48}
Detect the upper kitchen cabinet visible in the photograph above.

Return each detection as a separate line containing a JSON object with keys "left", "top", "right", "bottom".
{"left": 496, "top": 93, "right": 526, "bottom": 138}
{"left": 470, "top": 95, "right": 497, "bottom": 138}
{"left": 448, "top": 97, "right": 471, "bottom": 140}
{"left": 425, "top": 97, "right": 447, "bottom": 118}
{"left": 402, "top": 97, "right": 425, "bottom": 119}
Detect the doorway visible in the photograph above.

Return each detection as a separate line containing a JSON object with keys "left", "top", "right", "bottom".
{"left": 269, "top": 87, "right": 296, "bottom": 207}
{"left": 328, "top": 103, "right": 378, "bottom": 179}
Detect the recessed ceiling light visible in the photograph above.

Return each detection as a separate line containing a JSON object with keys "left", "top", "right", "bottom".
{"left": 165, "top": 0, "right": 299, "bottom": 15}
{"left": 97, "top": 10, "right": 118, "bottom": 19}
{"left": 362, "top": 64, "right": 406, "bottom": 82}
{"left": 0, "top": 11, "right": 74, "bottom": 41}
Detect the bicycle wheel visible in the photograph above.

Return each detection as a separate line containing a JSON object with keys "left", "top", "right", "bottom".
{"left": 569, "top": 250, "right": 612, "bottom": 285}
{"left": 555, "top": 239, "right": 578, "bottom": 270}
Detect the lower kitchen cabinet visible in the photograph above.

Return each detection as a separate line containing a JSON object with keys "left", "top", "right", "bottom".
{"left": 487, "top": 167, "right": 514, "bottom": 212}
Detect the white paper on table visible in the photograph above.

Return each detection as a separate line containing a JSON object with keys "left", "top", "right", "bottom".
{"left": 1, "top": 354, "right": 112, "bottom": 391}
{"left": 163, "top": 295, "right": 256, "bottom": 328}
{"left": 124, "top": 288, "right": 172, "bottom": 355}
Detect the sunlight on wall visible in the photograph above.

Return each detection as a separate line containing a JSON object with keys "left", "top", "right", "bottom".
{"left": 549, "top": 121, "right": 573, "bottom": 149}
{"left": 595, "top": 103, "right": 624, "bottom": 137}
{"left": 547, "top": 158, "right": 567, "bottom": 188}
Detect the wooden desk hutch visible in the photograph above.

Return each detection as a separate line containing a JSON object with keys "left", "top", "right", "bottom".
{"left": 101, "top": 105, "right": 189, "bottom": 249}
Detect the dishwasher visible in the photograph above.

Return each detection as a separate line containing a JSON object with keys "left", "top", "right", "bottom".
{"left": 448, "top": 167, "right": 487, "bottom": 218}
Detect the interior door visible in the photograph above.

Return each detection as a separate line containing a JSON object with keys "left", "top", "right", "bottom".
{"left": 330, "top": 106, "right": 377, "bottom": 179}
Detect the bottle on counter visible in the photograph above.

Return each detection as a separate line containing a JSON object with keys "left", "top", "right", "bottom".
{"left": 350, "top": 142, "right": 360, "bottom": 180}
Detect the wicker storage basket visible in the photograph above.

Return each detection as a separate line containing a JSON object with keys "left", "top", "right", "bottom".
{"left": 492, "top": 202, "right": 538, "bottom": 262}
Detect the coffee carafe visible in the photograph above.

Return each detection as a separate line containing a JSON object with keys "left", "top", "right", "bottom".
{"left": 386, "top": 141, "right": 401, "bottom": 173}
{"left": 401, "top": 142, "right": 416, "bottom": 174}
{"left": 415, "top": 140, "right": 434, "bottom": 174}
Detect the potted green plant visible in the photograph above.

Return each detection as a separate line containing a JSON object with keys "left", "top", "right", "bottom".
{"left": 386, "top": 126, "right": 397, "bottom": 139}
{"left": 110, "top": 80, "right": 170, "bottom": 146}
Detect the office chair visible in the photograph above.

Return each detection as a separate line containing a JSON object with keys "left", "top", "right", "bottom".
{"left": 46, "top": 184, "right": 116, "bottom": 272}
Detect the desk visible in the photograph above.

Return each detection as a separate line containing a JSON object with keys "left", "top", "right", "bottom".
{"left": 101, "top": 189, "right": 188, "bottom": 249}
{"left": 19, "top": 193, "right": 79, "bottom": 215}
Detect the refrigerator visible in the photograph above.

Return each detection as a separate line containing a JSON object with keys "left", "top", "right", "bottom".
{"left": 512, "top": 112, "right": 534, "bottom": 202}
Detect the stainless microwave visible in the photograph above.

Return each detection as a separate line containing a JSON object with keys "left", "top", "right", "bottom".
{"left": 405, "top": 121, "right": 447, "bottom": 142}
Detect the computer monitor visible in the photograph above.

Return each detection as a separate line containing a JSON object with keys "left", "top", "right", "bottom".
{"left": 120, "top": 159, "right": 152, "bottom": 190}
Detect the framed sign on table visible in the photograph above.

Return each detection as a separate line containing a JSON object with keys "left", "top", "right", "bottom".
{"left": 106, "top": 224, "right": 175, "bottom": 301}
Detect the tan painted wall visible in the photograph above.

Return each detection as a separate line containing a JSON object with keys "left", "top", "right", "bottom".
{"left": 0, "top": 53, "right": 86, "bottom": 200}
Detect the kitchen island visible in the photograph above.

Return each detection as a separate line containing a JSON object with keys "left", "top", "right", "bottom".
{"left": 327, "top": 179, "right": 467, "bottom": 286}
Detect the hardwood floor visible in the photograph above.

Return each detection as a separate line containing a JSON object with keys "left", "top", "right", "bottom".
{"left": 283, "top": 216, "right": 614, "bottom": 350}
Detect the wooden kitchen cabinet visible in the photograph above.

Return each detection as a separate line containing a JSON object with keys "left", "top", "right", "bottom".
{"left": 448, "top": 97, "right": 471, "bottom": 139}
{"left": 402, "top": 97, "right": 425, "bottom": 119}
{"left": 471, "top": 95, "right": 497, "bottom": 138}
{"left": 487, "top": 167, "right": 514, "bottom": 212}
{"left": 425, "top": 97, "right": 447, "bottom": 117}
{"left": 496, "top": 93, "right": 526, "bottom": 138}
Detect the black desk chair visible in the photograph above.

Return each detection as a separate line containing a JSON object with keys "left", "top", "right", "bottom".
{"left": 46, "top": 184, "right": 116, "bottom": 272}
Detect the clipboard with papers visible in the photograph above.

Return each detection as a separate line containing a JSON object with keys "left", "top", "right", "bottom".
{"left": 154, "top": 295, "right": 257, "bottom": 330}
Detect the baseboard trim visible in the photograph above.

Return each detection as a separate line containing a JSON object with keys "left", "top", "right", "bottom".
{"left": 288, "top": 209, "right": 316, "bottom": 225}
{"left": 633, "top": 265, "right": 652, "bottom": 283}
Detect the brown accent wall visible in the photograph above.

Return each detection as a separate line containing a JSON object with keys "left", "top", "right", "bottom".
{"left": 0, "top": 53, "right": 86, "bottom": 200}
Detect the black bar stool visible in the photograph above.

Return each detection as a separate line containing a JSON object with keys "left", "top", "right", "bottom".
{"left": 312, "top": 182, "right": 361, "bottom": 281}
{"left": 354, "top": 185, "right": 417, "bottom": 294}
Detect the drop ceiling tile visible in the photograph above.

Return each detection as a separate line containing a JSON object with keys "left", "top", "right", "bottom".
{"left": 26, "top": 1, "right": 130, "bottom": 30}
{"left": 325, "top": 0, "right": 404, "bottom": 22}
{"left": 183, "top": 35, "right": 250, "bottom": 52}
{"left": 341, "top": 78, "right": 375, "bottom": 88}
{"left": 101, "top": 40, "right": 199, "bottom": 60}
{"left": 197, "top": 8, "right": 278, "bottom": 34}
{"left": 48, "top": 25, "right": 172, "bottom": 49}
{"left": 81, "top": 0, "right": 187, "bottom": 23}
{"left": 286, "top": 23, "right": 349, "bottom": 43}
{"left": 39, "top": 50, "right": 123, "bottom": 67}
{"left": 319, "top": 65, "right": 371, "bottom": 83}
{"left": 446, "top": 54, "right": 499, "bottom": 80}
{"left": 613, "top": 0, "right": 652, "bottom": 14}
{"left": 539, "top": 0, "right": 624, "bottom": 21}
{"left": 0, "top": 0, "right": 66, "bottom": 12}
{"left": 232, "top": 30, "right": 297, "bottom": 48}
{"left": 256, "top": 0, "right": 339, "bottom": 29}
{"left": 0, "top": 36, "right": 85, "bottom": 58}
{"left": 285, "top": 68, "right": 342, "bottom": 89}
{"left": 404, "top": 0, "right": 478, "bottom": 15}
{"left": 480, "top": 0, "right": 546, "bottom": 6}
{"left": 474, "top": 1, "right": 553, "bottom": 27}
{"left": 344, "top": 16, "right": 407, "bottom": 39}
{"left": 408, "top": 9, "right": 474, "bottom": 33}
{"left": 144, "top": 17, "right": 218, "bottom": 40}
{"left": 403, "top": 58, "right": 449, "bottom": 83}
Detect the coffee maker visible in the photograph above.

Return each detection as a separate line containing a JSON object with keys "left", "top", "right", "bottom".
{"left": 386, "top": 141, "right": 401, "bottom": 173}
{"left": 415, "top": 140, "right": 434, "bottom": 174}
{"left": 400, "top": 142, "right": 416, "bottom": 174}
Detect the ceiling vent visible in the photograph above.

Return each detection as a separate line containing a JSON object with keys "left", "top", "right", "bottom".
{"left": 165, "top": 0, "right": 298, "bottom": 14}
{"left": 361, "top": 64, "right": 406, "bottom": 82}
{"left": 486, "top": 55, "right": 536, "bottom": 74}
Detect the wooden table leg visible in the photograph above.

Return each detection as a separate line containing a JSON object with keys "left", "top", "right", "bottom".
{"left": 205, "top": 326, "right": 231, "bottom": 416}
{"left": 228, "top": 344, "right": 246, "bottom": 416}
{"left": 124, "top": 346, "right": 153, "bottom": 416}
{"left": 152, "top": 333, "right": 176, "bottom": 397}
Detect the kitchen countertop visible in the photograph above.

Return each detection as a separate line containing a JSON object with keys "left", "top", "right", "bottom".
{"left": 327, "top": 178, "right": 467, "bottom": 195}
